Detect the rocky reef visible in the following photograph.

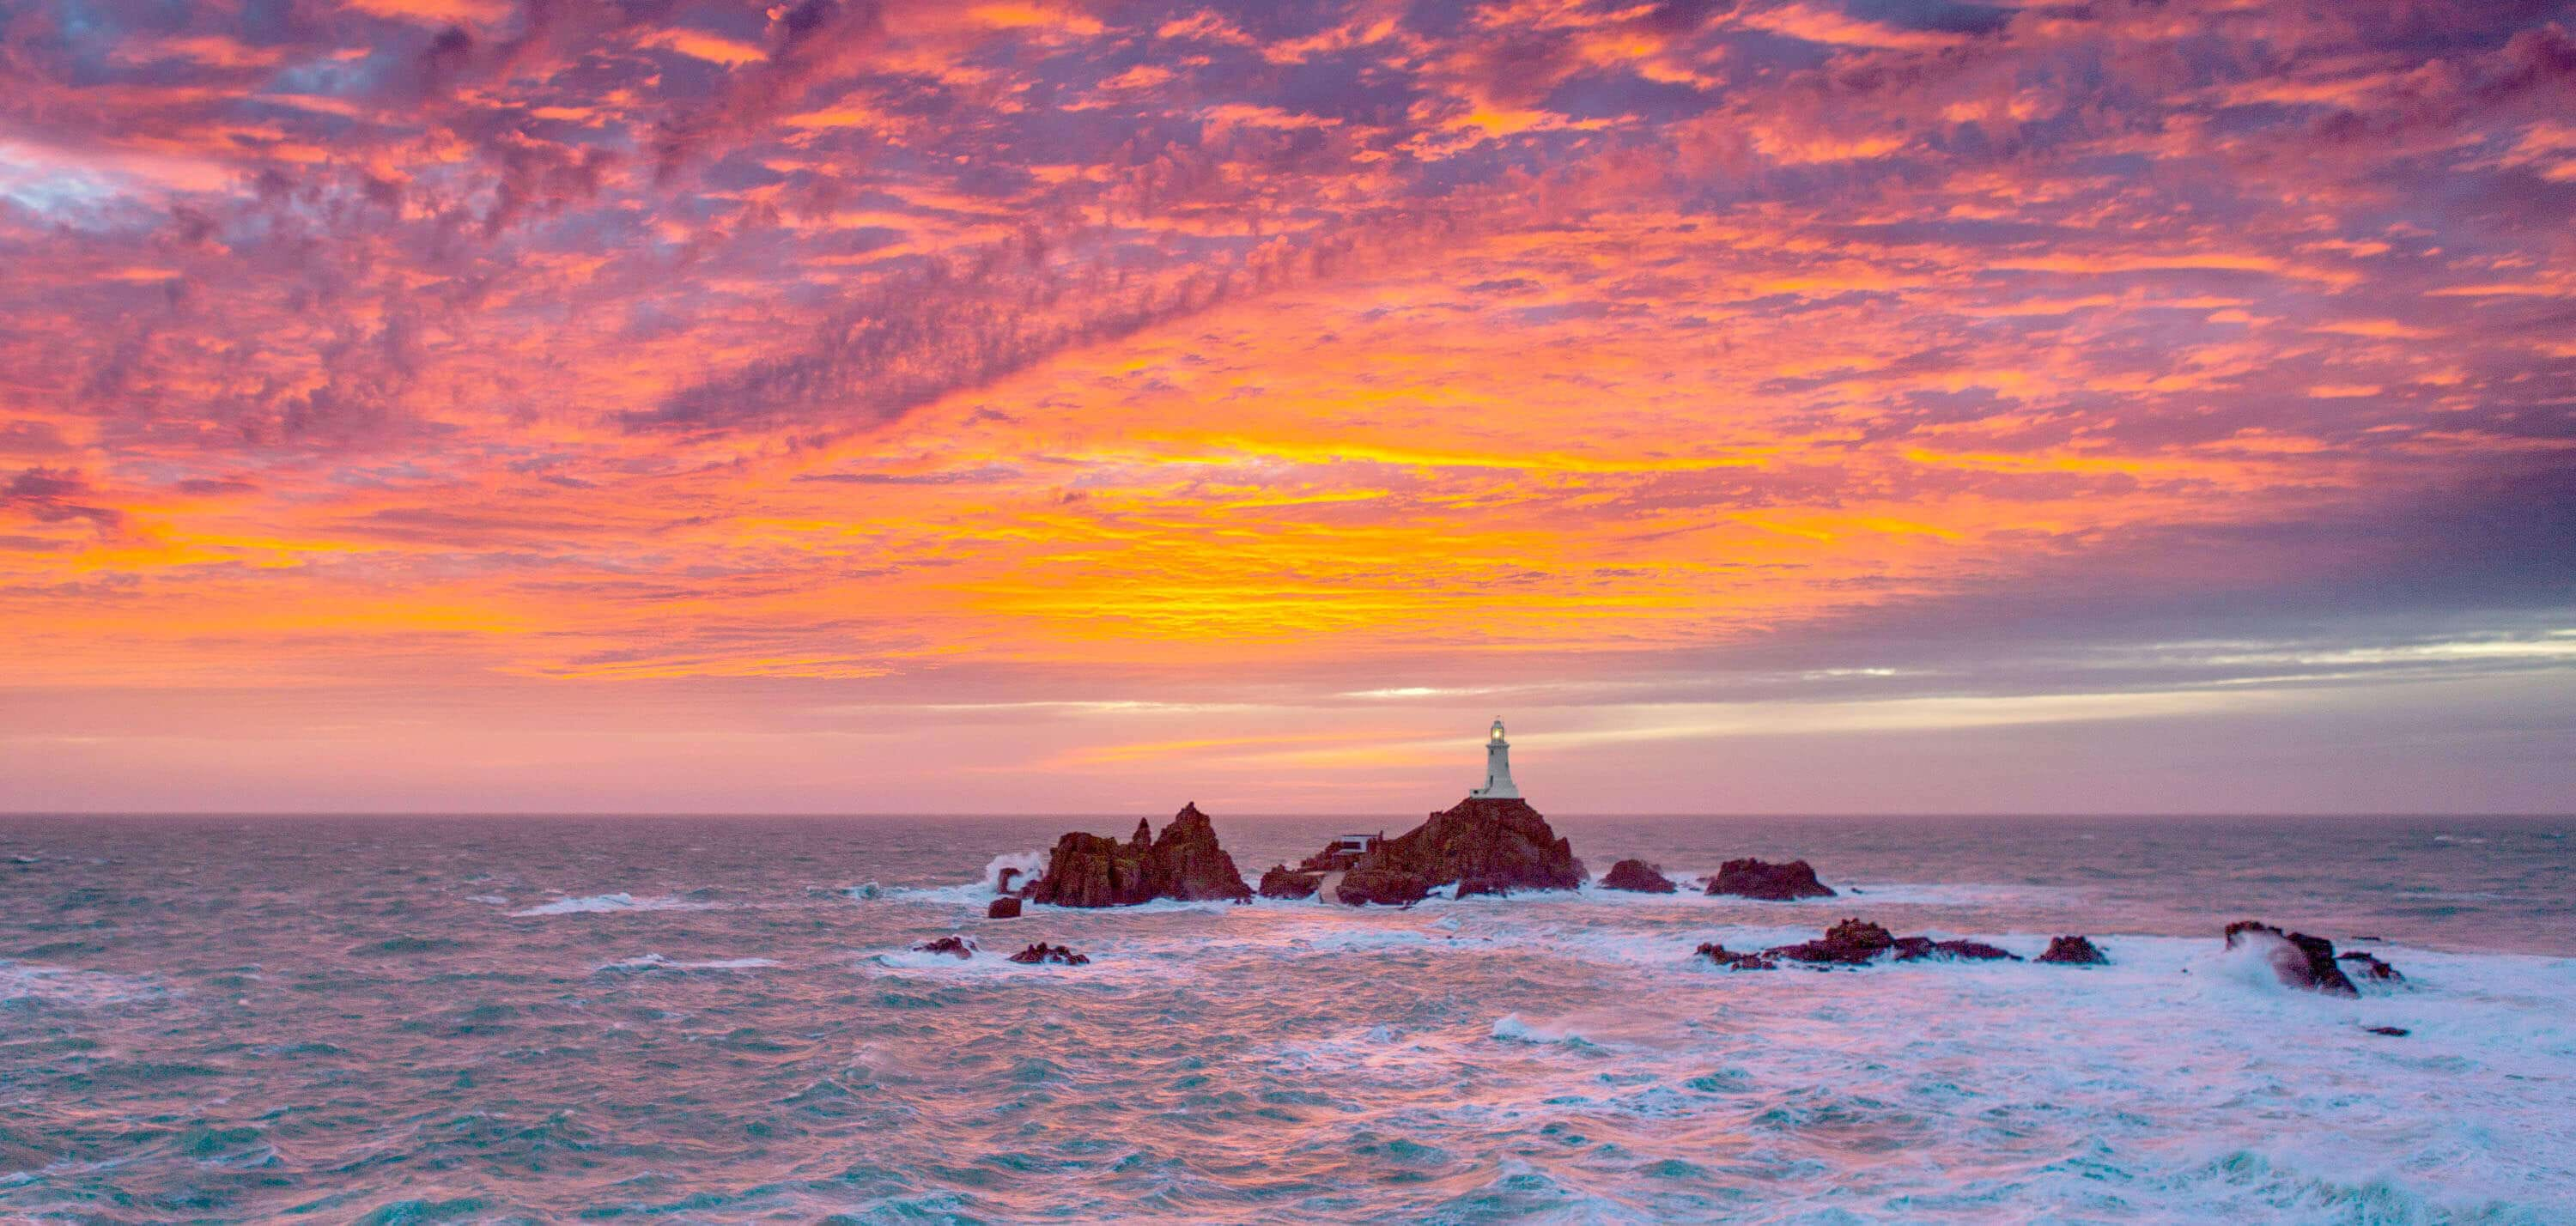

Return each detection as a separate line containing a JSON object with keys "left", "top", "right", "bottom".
{"left": 2224, "top": 920, "right": 2361, "bottom": 996}
{"left": 1025, "top": 803, "right": 1254, "bottom": 907}
{"left": 1765, "top": 918, "right": 1900, "bottom": 965}
{"left": 1346, "top": 796, "right": 1585, "bottom": 900}
{"left": 1598, "top": 859, "right": 1677, "bottom": 894}
{"left": 1704, "top": 858, "right": 1835, "bottom": 901}
{"left": 911, "top": 935, "right": 976, "bottom": 959}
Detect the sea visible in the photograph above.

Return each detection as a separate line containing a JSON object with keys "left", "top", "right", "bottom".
{"left": 1, "top": 813, "right": 2570, "bottom": 1224}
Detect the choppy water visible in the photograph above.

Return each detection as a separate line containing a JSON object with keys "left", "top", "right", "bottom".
{"left": 2, "top": 813, "right": 2571, "bottom": 1223}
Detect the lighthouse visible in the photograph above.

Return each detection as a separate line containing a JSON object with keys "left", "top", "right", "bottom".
{"left": 1470, "top": 717, "right": 1520, "bottom": 799}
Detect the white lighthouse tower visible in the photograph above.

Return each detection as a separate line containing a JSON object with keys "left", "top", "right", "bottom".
{"left": 1470, "top": 717, "right": 1520, "bottom": 799}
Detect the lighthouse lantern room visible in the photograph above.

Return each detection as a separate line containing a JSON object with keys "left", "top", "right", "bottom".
{"left": 1470, "top": 717, "right": 1521, "bottom": 799}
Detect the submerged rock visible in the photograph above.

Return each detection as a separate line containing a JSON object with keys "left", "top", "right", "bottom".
{"left": 1705, "top": 858, "right": 1836, "bottom": 901}
{"left": 1599, "top": 859, "right": 1677, "bottom": 894}
{"left": 987, "top": 897, "right": 1022, "bottom": 920}
{"left": 1694, "top": 942, "right": 1777, "bottom": 971}
{"left": 1893, "top": 938, "right": 2020, "bottom": 962}
{"left": 911, "top": 935, "right": 976, "bottom": 960}
{"left": 1026, "top": 803, "right": 1255, "bottom": 907}
{"left": 2338, "top": 951, "right": 2404, "bottom": 982}
{"left": 2365, "top": 1025, "right": 2410, "bottom": 1037}
{"left": 2037, "top": 936, "right": 2109, "bottom": 965}
{"left": 1006, "top": 943, "right": 1090, "bottom": 966}
{"left": 2223, "top": 920, "right": 2359, "bottom": 997}
{"left": 1336, "top": 867, "right": 1432, "bottom": 907}
{"left": 1359, "top": 796, "right": 1585, "bottom": 895}
{"left": 1257, "top": 865, "right": 1321, "bottom": 900}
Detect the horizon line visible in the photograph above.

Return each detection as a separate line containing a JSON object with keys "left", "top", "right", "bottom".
{"left": 3, "top": 810, "right": 2567, "bottom": 821}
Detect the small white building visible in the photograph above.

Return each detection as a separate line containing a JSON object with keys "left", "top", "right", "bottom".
{"left": 1469, "top": 717, "right": 1520, "bottom": 798}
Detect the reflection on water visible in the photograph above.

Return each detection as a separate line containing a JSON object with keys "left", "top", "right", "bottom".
{"left": 0, "top": 813, "right": 2568, "bottom": 1221}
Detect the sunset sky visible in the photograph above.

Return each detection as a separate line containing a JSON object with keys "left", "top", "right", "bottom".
{"left": 2, "top": 0, "right": 2570, "bottom": 814}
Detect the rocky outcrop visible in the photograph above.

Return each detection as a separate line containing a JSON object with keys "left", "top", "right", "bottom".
{"left": 2223, "top": 920, "right": 2359, "bottom": 997}
{"left": 1026, "top": 803, "right": 1255, "bottom": 907}
{"left": 2338, "top": 951, "right": 2404, "bottom": 982}
{"left": 912, "top": 935, "right": 976, "bottom": 959}
{"left": 1337, "top": 867, "right": 1432, "bottom": 907}
{"left": 987, "top": 897, "right": 1022, "bottom": 919}
{"left": 1705, "top": 858, "right": 1835, "bottom": 901}
{"left": 996, "top": 867, "right": 1024, "bottom": 895}
{"left": 2365, "top": 1025, "right": 2409, "bottom": 1037}
{"left": 1694, "top": 942, "right": 1777, "bottom": 971}
{"left": 1599, "top": 859, "right": 1677, "bottom": 894}
{"left": 1151, "top": 804, "right": 1257, "bottom": 902}
{"left": 1258, "top": 865, "right": 1321, "bottom": 900}
{"left": 1767, "top": 917, "right": 1896, "bottom": 965}
{"left": 2037, "top": 936, "right": 2108, "bottom": 965}
{"left": 1006, "top": 943, "right": 1090, "bottom": 965}
{"left": 1359, "top": 796, "right": 1584, "bottom": 895}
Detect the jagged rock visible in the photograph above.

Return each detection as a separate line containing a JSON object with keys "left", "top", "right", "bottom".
{"left": 2224, "top": 920, "right": 2359, "bottom": 997}
{"left": 1026, "top": 803, "right": 1255, "bottom": 907}
{"left": 1599, "top": 859, "right": 1677, "bottom": 894}
{"left": 987, "top": 897, "right": 1022, "bottom": 919}
{"left": 1453, "top": 873, "right": 1513, "bottom": 900}
{"left": 1258, "top": 865, "right": 1321, "bottom": 900}
{"left": 1694, "top": 942, "right": 1777, "bottom": 971}
{"left": 1025, "top": 830, "right": 1151, "bottom": 907}
{"left": 996, "top": 867, "right": 1024, "bottom": 895}
{"left": 1359, "top": 796, "right": 1584, "bottom": 894}
{"left": 911, "top": 935, "right": 975, "bottom": 959}
{"left": 2338, "top": 951, "right": 2404, "bottom": 982}
{"left": 1336, "top": 867, "right": 1432, "bottom": 907}
{"left": 1006, "top": 943, "right": 1089, "bottom": 965}
{"left": 2038, "top": 936, "right": 2108, "bottom": 965}
{"left": 1706, "top": 858, "right": 1835, "bottom": 901}
{"left": 1767, "top": 918, "right": 1895, "bottom": 965}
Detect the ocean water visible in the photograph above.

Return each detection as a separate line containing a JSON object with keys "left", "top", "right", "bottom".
{"left": 1, "top": 813, "right": 2571, "bottom": 1223}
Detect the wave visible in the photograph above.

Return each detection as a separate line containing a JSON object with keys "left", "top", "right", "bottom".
{"left": 880, "top": 850, "right": 1050, "bottom": 907}
{"left": 0, "top": 958, "right": 161, "bottom": 1009}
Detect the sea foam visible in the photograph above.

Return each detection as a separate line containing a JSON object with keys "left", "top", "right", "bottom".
{"left": 509, "top": 893, "right": 709, "bottom": 917}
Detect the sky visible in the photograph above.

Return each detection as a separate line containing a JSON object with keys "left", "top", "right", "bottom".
{"left": 0, "top": 0, "right": 2570, "bottom": 815}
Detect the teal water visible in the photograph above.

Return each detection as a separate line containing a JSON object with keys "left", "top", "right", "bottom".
{"left": 1, "top": 814, "right": 2569, "bottom": 1222}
